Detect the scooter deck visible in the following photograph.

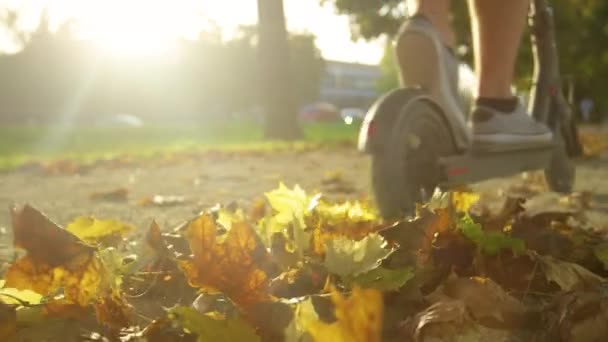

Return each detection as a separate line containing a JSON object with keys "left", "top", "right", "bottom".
{"left": 438, "top": 144, "right": 554, "bottom": 188}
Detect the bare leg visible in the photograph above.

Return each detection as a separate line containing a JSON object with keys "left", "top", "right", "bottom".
{"left": 409, "top": 0, "right": 455, "bottom": 48}
{"left": 469, "top": 0, "right": 529, "bottom": 98}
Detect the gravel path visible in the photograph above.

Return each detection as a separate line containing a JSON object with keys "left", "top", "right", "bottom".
{"left": 1, "top": 146, "right": 607, "bottom": 262}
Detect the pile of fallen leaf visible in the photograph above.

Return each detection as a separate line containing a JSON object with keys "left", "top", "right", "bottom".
{"left": 1, "top": 183, "right": 608, "bottom": 342}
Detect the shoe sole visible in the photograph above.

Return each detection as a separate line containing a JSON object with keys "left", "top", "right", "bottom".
{"left": 474, "top": 132, "right": 553, "bottom": 143}
{"left": 473, "top": 133, "right": 554, "bottom": 153}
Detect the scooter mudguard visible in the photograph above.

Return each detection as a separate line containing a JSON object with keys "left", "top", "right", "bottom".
{"left": 358, "top": 87, "right": 466, "bottom": 154}
{"left": 358, "top": 88, "right": 425, "bottom": 154}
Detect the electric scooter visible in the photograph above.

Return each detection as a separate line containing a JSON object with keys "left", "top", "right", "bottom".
{"left": 358, "top": 0, "right": 583, "bottom": 219}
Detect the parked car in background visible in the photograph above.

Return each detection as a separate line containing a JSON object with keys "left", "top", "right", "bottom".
{"left": 340, "top": 107, "right": 365, "bottom": 125}
{"left": 97, "top": 113, "right": 144, "bottom": 127}
{"left": 299, "top": 102, "right": 340, "bottom": 122}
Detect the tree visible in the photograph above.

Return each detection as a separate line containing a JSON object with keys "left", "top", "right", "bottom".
{"left": 325, "top": 0, "right": 608, "bottom": 114}
{"left": 256, "top": 0, "right": 302, "bottom": 139}
{"left": 376, "top": 40, "right": 399, "bottom": 93}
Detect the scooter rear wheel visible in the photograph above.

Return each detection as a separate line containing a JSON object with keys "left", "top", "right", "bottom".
{"left": 371, "top": 97, "right": 456, "bottom": 219}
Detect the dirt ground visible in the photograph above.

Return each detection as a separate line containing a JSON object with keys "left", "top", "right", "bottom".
{"left": 1, "top": 146, "right": 607, "bottom": 263}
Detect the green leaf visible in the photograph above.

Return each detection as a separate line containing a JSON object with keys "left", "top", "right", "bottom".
{"left": 457, "top": 215, "right": 525, "bottom": 255}
{"left": 168, "top": 306, "right": 260, "bottom": 342}
{"left": 97, "top": 248, "right": 132, "bottom": 290}
{"left": 217, "top": 209, "right": 245, "bottom": 231}
{"left": 66, "top": 217, "right": 134, "bottom": 244}
{"left": 263, "top": 183, "right": 318, "bottom": 255}
{"left": 265, "top": 183, "right": 312, "bottom": 228}
{"left": 594, "top": 243, "right": 608, "bottom": 270}
{"left": 350, "top": 267, "right": 414, "bottom": 291}
{"left": 324, "top": 234, "right": 393, "bottom": 278}
{"left": 0, "top": 280, "right": 43, "bottom": 306}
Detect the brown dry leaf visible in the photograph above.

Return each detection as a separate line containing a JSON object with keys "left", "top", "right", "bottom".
{"left": 538, "top": 255, "right": 604, "bottom": 291}
{"left": 43, "top": 159, "right": 84, "bottom": 175}
{"left": 440, "top": 276, "right": 527, "bottom": 324}
{"left": 402, "top": 300, "right": 512, "bottom": 342}
{"left": 321, "top": 169, "right": 345, "bottom": 185}
{"left": 6, "top": 205, "right": 103, "bottom": 306}
{"left": 0, "top": 302, "right": 16, "bottom": 342}
{"left": 522, "top": 193, "right": 581, "bottom": 220}
{"left": 249, "top": 198, "right": 267, "bottom": 222}
{"left": 146, "top": 220, "right": 168, "bottom": 256}
{"left": 179, "top": 214, "right": 272, "bottom": 309}
{"left": 382, "top": 208, "right": 452, "bottom": 266}
{"left": 94, "top": 292, "right": 133, "bottom": 329}
{"left": 10, "top": 204, "right": 94, "bottom": 267}
{"left": 553, "top": 291, "right": 608, "bottom": 341}
{"left": 89, "top": 187, "right": 129, "bottom": 202}
{"left": 139, "top": 195, "right": 186, "bottom": 207}
{"left": 302, "top": 286, "right": 383, "bottom": 342}
{"left": 579, "top": 130, "right": 608, "bottom": 158}
{"left": 42, "top": 299, "right": 90, "bottom": 319}
{"left": 321, "top": 170, "right": 357, "bottom": 194}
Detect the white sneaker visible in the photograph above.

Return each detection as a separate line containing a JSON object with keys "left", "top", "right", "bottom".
{"left": 471, "top": 102, "right": 553, "bottom": 150}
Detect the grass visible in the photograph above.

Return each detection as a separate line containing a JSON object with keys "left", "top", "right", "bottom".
{"left": 0, "top": 120, "right": 360, "bottom": 170}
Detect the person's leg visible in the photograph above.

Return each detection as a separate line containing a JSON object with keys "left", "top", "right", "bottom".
{"left": 409, "top": 0, "right": 455, "bottom": 48}
{"left": 469, "top": 0, "right": 528, "bottom": 100}
{"left": 468, "top": 0, "right": 552, "bottom": 146}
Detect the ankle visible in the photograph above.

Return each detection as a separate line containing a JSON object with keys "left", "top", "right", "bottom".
{"left": 475, "top": 97, "right": 518, "bottom": 113}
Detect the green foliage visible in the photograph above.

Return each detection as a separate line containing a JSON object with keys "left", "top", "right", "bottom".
{"left": 0, "top": 280, "right": 43, "bottom": 306}
{"left": 169, "top": 306, "right": 261, "bottom": 342}
{"left": 323, "top": 234, "right": 393, "bottom": 278}
{"left": 593, "top": 243, "right": 608, "bottom": 270}
{"left": 457, "top": 215, "right": 525, "bottom": 256}
{"left": 328, "top": 0, "right": 608, "bottom": 112}
{"left": 0, "top": 122, "right": 359, "bottom": 170}
{"left": 376, "top": 41, "right": 400, "bottom": 93}
{"left": 0, "top": 20, "right": 324, "bottom": 125}
{"left": 263, "top": 183, "right": 317, "bottom": 254}
{"left": 321, "top": 0, "right": 404, "bottom": 39}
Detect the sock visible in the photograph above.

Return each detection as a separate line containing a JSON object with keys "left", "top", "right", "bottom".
{"left": 475, "top": 97, "right": 518, "bottom": 113}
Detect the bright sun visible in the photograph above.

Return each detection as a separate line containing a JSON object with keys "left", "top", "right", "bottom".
{"left": 72, "top": 0, "right": 204, "bottom": 57}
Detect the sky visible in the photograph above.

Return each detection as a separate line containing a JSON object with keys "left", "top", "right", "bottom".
{"left": 0, "top": 0, "right": 385, "bottom": 64}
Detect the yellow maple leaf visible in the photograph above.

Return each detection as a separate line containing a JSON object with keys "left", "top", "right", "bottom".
{"left": 302, "top": 286, "right": 383, "bottom": 342}
{"left": 451, "top": 191, "right": 480, "bottom": 213}
{"left": 66, "top": 216, "right": 134, "bottom": 245}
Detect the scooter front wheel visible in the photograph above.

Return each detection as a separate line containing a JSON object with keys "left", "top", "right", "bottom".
{"left": 371, "top": 97, "right": 456, "bottom": 219}
{"left": 544, "top": 121, "right": 576, "bottom": 193}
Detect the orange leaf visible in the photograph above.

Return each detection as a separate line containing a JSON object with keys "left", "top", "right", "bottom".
{"left": 179, "top": 214, "right": 272, "bottom": 309}
{"left": 5, "top": 254, "right": 103, "bottom": 306}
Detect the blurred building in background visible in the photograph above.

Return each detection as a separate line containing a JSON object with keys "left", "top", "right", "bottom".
{"left": 319, "top": 60, "right": 381, "bottom": 110}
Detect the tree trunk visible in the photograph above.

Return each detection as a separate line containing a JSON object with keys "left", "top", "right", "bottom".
{"left": 256, "top": 0, "right": 302, "bottom": 140}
